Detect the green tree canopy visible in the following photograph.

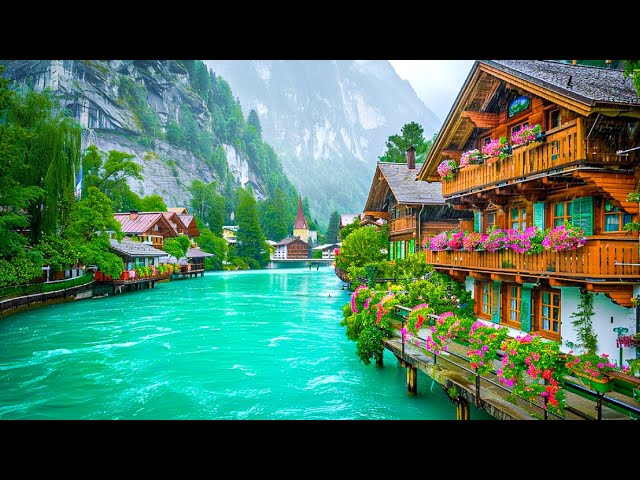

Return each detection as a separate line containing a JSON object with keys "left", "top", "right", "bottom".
{"left": 189, "top": 179, "right": 225, "bottom": 236}
{"left": 139, "top": 194, "right": 167, "bottom": 212}
{"left": 247, "top": 109, "right": 262, "bottom": 136}
{"left": 326, "top": 210, "right": 340, "bottom": 244}
{"left": 258, "top": 187, "right": 293, "bottom": 241}
{"left": 335, "top": 225, "right": 388, "bottom": 272}
{"left": 196, "top": 227, "right": 229, "bottom": 270}
{"left": 339, "top": 217, "right": 362, "bottom": 241}
{"left": 235, "top": 188, "right": 269, "bottom": 267}
{"left": 163, "top": 235, "right": 192, "bottom": 260}
{"left": 379, "top": 121, "right": 426, "bottom": 163}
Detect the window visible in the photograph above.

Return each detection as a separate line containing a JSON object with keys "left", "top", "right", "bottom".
{"left": 506, "top": 284, "right": 521, "bottom": 325}
{"left": 509, "top": 206, "right": 527, "bottom": 231}
{"left": 603, "top": 199, "right": 632, "bottom": 232}
{"left": 552, "top": 201, "right": 572, "bottom": 227}
{"left": 511, "top": 121, "right": 529, "bottom": 137}
{"left": 478, "top": 281, "right": 493, "bottom": 318}
{"left": 482, "top": 136, "right": 492, "bottom": 146}
{"left": 549, "top": 109, "right": 561, "bottom": 129}
{"left": 485, "top": 211, "right": 496, "bottom": 232}
{"left": 539, "top": 288, "right": 561, "bottom": 336}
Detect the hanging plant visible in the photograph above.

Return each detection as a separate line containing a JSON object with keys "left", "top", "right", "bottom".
{"left": 437, "top": 159, "right": 458, "bottom": 180}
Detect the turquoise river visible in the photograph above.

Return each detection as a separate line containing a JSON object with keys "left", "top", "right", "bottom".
{"left": 0, "top": 267, "right": 492, "bottom": 420}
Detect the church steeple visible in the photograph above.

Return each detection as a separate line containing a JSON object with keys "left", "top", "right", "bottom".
{"left": 294, "top": 195, "right": 308, "bottom": 230}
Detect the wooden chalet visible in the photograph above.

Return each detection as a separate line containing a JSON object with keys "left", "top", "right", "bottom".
{"left": 364, "top": 146, "right": 471, "bottom": 260}
{"left": 416, "top": 60, "right": 640, "bottom": 352}
{"left": 114, "top": 211, "right": 179, "bottom": 248}
{"left": 161, "top": 212, "right": 188, "bottom": 236}
{"left": 272, "top": 237, "right": 309, "bottom": 259}
{"left": 178, "top": 214, "right": 200, "bottom": 238}
{"left": 108, "top": 238, "right": 168, "bottom": 270}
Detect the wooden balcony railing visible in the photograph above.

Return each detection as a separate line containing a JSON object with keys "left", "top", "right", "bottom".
{"left": 442, "top": 119, "right": 635, "bottom": 197}
{"left": 390, "top": 216, "right": 416, "bottom": 234}
{"left": 424, "top": 237, "right": 640, "bottom": 280}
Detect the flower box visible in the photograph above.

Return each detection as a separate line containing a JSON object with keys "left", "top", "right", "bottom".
{"left": 94, "top": 271, "right": 103, "bottom": 281}
{"left": 574, "top": 371, "right": 612, "bottom": 394}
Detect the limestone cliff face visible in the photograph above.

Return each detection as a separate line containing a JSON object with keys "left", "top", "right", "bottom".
{"left": 1, "top": 60, "right": 266, "bottom": 207}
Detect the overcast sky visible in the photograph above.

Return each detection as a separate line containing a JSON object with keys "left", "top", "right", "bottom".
{"left": 389, "top": 60, "right": 475, "bottom": 126}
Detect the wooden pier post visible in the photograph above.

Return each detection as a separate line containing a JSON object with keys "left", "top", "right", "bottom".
{"left": 456, "top": 397, "right": 470, "bottom": 420}
{"left": 407, "top": 365, "right": 417, "bottom": 394}
{"left": 375, "top": 354, "right": 383, "bottom": 366}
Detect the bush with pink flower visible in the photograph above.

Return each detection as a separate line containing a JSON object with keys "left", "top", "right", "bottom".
{"left": 462, "top": 231, "right": 485, "bottom": 251}
{"left": 541, "top": 223, "right": 586, "bottom": 251}
{"left": 460, "top": 149, "right": 486, "bottom": 167}
{"left": 511, "top": 124, "right": 542, "bottom": 147}
{"left": 447, "top": 231, "right": 465, "bottom": 250}
{"left": 565, "top": 351, "right": 618, "bottom": 380}
{"left": 466, "top": 322, "right": 509, "bottom": 375}
{"left": 481, "top": 137, "right": 509, "bottom": 159}
{"left": 437, "top": 159, "right": 458, "bottom": 180}
{"left": 425, "top": 232, "right": 450, "bottom": 251}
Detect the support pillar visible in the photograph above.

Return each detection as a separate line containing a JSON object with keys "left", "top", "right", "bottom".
{"left": 455, "top": 397, "right": 470, "bottom": 420}
{"left": 407, "top": 365, "right": 417, "bottom": 395}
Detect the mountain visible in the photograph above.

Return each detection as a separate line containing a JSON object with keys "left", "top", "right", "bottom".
{"left": 204, "top": 60, "right": 441, "bottom": 224}
{"left": 0, "top": 60, "right": 299, "bottom": 216}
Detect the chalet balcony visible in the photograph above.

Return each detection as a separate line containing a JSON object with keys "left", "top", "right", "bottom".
{"left": 389, "top": 216, "right": 416, "bottom": 235}
{"left": 424, "top": 237, "right": 640, "bottom": 304}
{"left": 442, "top": 119, "right": 637, "bottom": 198}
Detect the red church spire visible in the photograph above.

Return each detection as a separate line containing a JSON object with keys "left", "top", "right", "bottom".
{"left": 294, "top": 195, "right": 308, "bottom": 230}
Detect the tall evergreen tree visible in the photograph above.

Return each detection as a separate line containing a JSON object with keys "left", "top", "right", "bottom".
{"left": 379, "top": 121, "right": 426, "bottom": 164}
{"left": 247, "top": 109, "right": 262, "bottom": 135}
{"left": 235, "top": 188, "right": 269, "bottom": 267}
{"left": 259, "top": 187, "right": 292, "bottom": 241}
{"left": 326, "top": 210, "right": 340, "bottom": 244}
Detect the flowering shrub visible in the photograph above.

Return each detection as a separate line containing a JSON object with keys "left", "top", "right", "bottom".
{"left": 541, "top": 224, "right": 586, "bottom": 251}
{"left": 511, "top": 124, "right": 542, "bottom": 147}
{"left": 406, "top": 303, "right": 431, "bottom": 335}
{"left": 437, "top": 159, "right": 458, "bottom": 180}
{"left": 497, "top": 334, "right": 566, "bottom": 414}
{"left": 565, "top": 351, "right": 618, "bottom": 380}
{"left": 350, "top": 285, "right": 371, "bottom": 313}
{"left": 447, "top": 231, "right": 465, "bottom": 250}
{"left": 482, "top": 228, "right": 508, "bottom": 252}
{"left": 425, "top": 312, "right": 474, "bottom": 354}
{"left": 460, "top": 149, "right": 485, "bottom": 167}
{"left": 426, "top": 232, "right": 449, "bottom": 251}
{"left": 481, "top": 137, "right": 509, "bottom": 159}
{"left": 466, "top": 322, "right": 509, "bottom": 375}
{"left": 462, "top": 231, "right": 484, "bottom": 251}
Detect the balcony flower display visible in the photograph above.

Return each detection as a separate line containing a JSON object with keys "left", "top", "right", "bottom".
{"left": 481, "top": 137, "right": 509, "bottom": 159}
{"left": 565, "top": 351, "right": 618, "bottom": 380}
{"left": 541, "top": 224, "right": 586, "bottom": 251}
{"left": 446, "top": 231, "right": 465, "bottom": 251}
{"left": 466, "top": 322, "right": 509, "bottom": 375}
{"left": 459, "top": 149, "right": 486, "bottom": 167}
{"left": 425, "top": 232, "right": 449, "bottom": 251}
{"left": 437, "top": 159, "right": 458, "bottom": 180}
{"left": 481, "top": 227, "right": 508, "bottom": 252}
{"left": 462, "top": 231, "right": 485, "bottom": 251}
{"left": 511, "top": 124, "right": 542, "bottom": 147}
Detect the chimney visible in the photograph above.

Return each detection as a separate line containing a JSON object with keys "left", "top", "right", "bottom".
{"left": 129, "top": 210, "right": 138, "bottom": 220}
{"left": 406, "top": 145, "right": 416, "bottom": 170}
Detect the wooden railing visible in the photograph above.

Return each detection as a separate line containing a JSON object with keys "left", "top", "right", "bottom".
{"left": 389, "top": 216, "right": 416, "bottom": 234}
{"left": 442, "top": 119, "right": 635, "bottom": 197}
{"left": 424, "top": 237, "right": 640, "bottom": 280}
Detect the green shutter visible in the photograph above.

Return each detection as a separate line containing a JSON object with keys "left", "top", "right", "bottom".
{"left": 396, "top": 241, "right": 401, "bottom": 259}
{"left": 491, "top": 281, "right": 501, "bottom": 324}
{"left": 520, "top": 286, "right": 532, "bottom": 332}
{"left": 571, "top": 196, "right": 593, "bottom": 236}
{"left": 409, "top": 239, "right": 415, "bottom": 255}
{"left": 474, "top": 211, "right": 482, "bottom": 233}
{"left": 533, "top": 202, "right": 545, "bottom": 231}
{"left": 389, "top": 242, "right": 395, "bottom": 260}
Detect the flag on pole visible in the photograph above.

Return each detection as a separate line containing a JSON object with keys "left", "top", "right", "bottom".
{"left": 74, "top": 163, "right": 83, "bottom": 200}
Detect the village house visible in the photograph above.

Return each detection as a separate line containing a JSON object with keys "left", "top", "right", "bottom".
{"left": 415, "top": 60, "right": 640, "bottom": 359}
{"left": 363, "top": 146, "right": 471, "bottom": 260}
{"left": 114, "top": 211, "right": 179, "bottom": 248}
{"left": 272, "top": 237, "right": 309, "bottom": 260}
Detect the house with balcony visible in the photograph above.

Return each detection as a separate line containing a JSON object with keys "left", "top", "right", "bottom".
{"left": 272, "top": 237, "right": 310, "bottom": 259}
{"left": 114, "top": 211, "right": 179, "bottom": 248}
{"left": 416, "top": 60, "right": 640, "bottom": 356}
{"left": 363, "top": 146, "right": 471, "bottom": 260}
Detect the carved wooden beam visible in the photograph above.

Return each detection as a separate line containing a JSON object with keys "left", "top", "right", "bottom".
{"left": 461, "top": 110, "right": 500, "bottom": 128}
{"left": 441, "top": 149, "right": 463, "bottom": 160}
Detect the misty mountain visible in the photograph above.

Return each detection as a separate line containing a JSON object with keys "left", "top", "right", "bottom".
{"left": 205, "top": 60, "right": 440, "bottom": 225}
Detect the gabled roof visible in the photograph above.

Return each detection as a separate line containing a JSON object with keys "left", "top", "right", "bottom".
{"left": 161, "top": 212, "right": 187, "bottom": 232}
{"left": 178, "top": 214, "right": 195, "bottom": 226}
{"left": 109, "top": 239, "right": 168, "bottom": 257}
{"left": 185, "top": 247, "right": 214, "bottom": 258}
{"left": 486, "top": 60, "right": 639, "bottom": 107}
{"left": 114, "top": 213, "right": 177, "bottom": 235}
{"left": 364, "top": 162, "right": 445, "bottom": 212}
{"left": 276, "top": 237, "right": 308, "bottom": 246}
{"left": 167, "top": 207, "right": 188, "bottom": 214}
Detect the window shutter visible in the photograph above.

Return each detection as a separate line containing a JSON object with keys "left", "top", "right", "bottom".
{"left": 389, "top": 242, "right": 395, "bottom": 260}
{"left": 571, "top": 196, "right": 593, "bottom": 236}
{"left": 520, "top": 285, "right": 532, "bottom": 332}
{"left": 533, "top": 202, "right": 545, "bottom": 231}
{"left": 474, "top": 211, "right": 482, "bottom": 233}
{"left": 409, "top": 239, "right": 415, "bottom": 255}
{"left": 491, "top": 281, "right": 501, "bottom": 324}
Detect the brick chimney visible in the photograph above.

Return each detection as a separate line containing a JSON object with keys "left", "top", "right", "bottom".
{"left": 129, "top": 210, "right": 138, "bottom": 220}
{"left": 406, "top": 145, "right": 416, "bottom": 170}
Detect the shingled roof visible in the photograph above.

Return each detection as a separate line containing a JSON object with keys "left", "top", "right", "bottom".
{"left": 485, "top": 60, "right": 640, "bottom": 107}
{"left": 378, "top": 162, "right": 446, "bottom": 204}
{"left": 109, "top": 239, "right": 168, "bottom": 258}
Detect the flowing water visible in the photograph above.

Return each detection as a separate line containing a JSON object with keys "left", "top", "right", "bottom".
{"left": 0, "top": 267, "right": 493, "bottom": 420}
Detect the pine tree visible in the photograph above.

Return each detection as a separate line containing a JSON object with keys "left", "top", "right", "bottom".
{"left": 326, "top": 210, "right": 340, "bottom": 243}
{"left": 235, "top": 188, "right": 269, "bottom": 267}
{"left": 247, "top": 109, "right": 262, "bottom": 136}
